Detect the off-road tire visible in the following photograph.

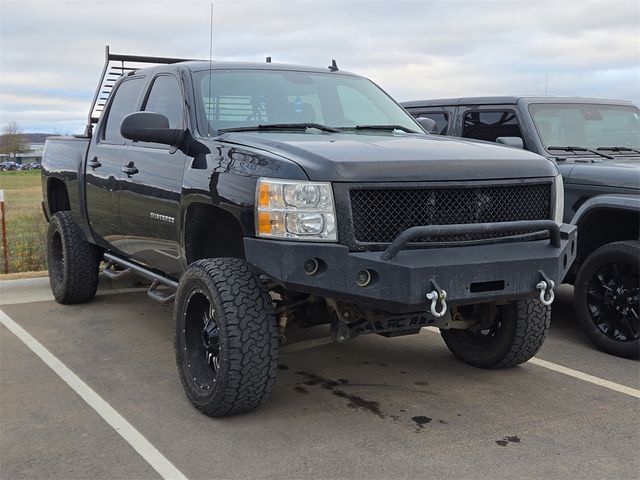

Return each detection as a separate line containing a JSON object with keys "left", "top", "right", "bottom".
{"left": 574, "top": 240, "right": 639, "bottom": 359}
{"left": 174, "top": 258, "right": 279, "bottom": 417}
{"left": 441, "top": 299, "right": 550, "bottom": 368}
{"left": 47, "top": 211, "right": 100, "bottom": 304}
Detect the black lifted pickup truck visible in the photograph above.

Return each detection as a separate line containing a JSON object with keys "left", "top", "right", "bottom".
{"left": 42, "top": 49, "right": 576, "bottom": 416}
{"left": 403, "top": 96, "right": 640, "bottom": 358}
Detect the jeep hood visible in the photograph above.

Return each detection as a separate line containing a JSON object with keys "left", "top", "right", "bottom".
{"left": 219, "top": 132, "right": 558, "bottom": 182}
{"left": 562, "top": 157, "right": 640, "bottom": 190}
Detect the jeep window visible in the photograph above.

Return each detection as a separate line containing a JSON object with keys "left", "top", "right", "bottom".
{"left": 103, "top": 77, "right": 145, "bottom": 143}
{"left": 143, "top": 75, "right": 184, "bottom": 129}
{"left": 410, "top": 111, "right": 449, "bottom": 134}
{"left": 529, "top": 103, "right": 640, "bottom": 150}
{"left": 462, "top": 110, "right": 523, "bottom": 144}
{"left": 193, "top": 70, "right": 421, "bottom": 134}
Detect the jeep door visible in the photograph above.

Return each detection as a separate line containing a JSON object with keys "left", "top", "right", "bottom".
{"left": 85, "top": 75, "right": 146, "bottom": 253}
{"left": 118, "top": 73, "right": 187, "bottom": 277}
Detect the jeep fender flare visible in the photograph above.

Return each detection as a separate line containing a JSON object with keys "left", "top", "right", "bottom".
{"left": 571, "top": 194, "right": 640, "bottom": 226}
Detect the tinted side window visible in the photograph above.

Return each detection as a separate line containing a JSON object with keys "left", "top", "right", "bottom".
{"left": 462, "top": 110, "right": 523, "bottom": 143}
{"left": 411, "top": 111, "right": 449, "bottom": 134}
{"left": 143, "top": 75, "right": 184, "bottom": 128}
{"left": 103, "top": 78, "right": 145, "bottom": 143}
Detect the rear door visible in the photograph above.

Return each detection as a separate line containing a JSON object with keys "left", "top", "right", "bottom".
{"left": 85, "top": 75, "right": 146, "bottom": 252}
{"left": 118, "top": 73, "right": 188, "bottom": 277}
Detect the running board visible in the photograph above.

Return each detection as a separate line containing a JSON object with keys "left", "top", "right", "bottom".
{"left": 102, "top": 260, "right": 132, "bottom": 280}
{"left": 103, "top": 253, "right": 178, "bottom": 304}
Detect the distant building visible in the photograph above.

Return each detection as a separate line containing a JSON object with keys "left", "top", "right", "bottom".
{"left": 0, "top": 141, "right": 46, "bottom": 164}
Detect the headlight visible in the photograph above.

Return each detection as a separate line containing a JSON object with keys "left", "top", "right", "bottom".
{"left": 256, "top": 178, "right": 337, "bottom": 241}
{"left": 553, "top": 174, "right": 564, "bottom": 226}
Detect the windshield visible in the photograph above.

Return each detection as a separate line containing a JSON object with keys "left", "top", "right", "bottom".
{"left": 529, "top": 103, "right": 640, "bottom": 151}
{"left": 193, "top": 69, "right": 422, "bottom": 135}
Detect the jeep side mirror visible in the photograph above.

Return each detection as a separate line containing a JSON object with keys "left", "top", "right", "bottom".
{"left": 496, "top": 136, "right": 524, "bottom": 149}
{"left": 120, "top": 111, "right": 182, "bottom": 145}
{"left": 415, "top": 117, "right": 438, "bottom": 134}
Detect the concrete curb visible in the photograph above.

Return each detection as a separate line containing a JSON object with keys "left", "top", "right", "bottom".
{"left": 0, "top": 274, "right": 147, "bottom": 306}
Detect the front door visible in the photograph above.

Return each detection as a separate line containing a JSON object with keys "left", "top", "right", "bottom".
{"left": 118, "top": 74, "right": 187, "bottom": 277}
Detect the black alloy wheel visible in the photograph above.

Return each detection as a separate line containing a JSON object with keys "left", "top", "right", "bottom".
{"left": 586, "top": 262, "right": 639, "bottom": 342}
{"left": 575, "top": 240, "right": 639, "bottom": 359}
{"left": 182, "top": 289, "right": 221, "bottom": 391}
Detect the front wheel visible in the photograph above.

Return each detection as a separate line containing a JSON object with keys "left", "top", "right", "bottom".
{"left": 441, "top": 299, "right": 551, "bottom": 368}
{"left": 574, "top": 241, "right": 639, "bottom": 359}
{"left": 174, "top": 258, "right": 279, "bottom": 417}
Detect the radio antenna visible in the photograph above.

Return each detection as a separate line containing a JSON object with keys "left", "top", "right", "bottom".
{"left": 207, "top": 2, "right": 214, "bottom": 138}
{"left": 544, "top": 70, "right": 548, "bottom": 97}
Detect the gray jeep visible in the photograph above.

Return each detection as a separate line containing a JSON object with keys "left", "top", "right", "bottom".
{"left": 403, "top": 97, "right": 639, "bottom": 358}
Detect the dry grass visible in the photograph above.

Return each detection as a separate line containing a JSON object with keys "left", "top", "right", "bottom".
{"left": 0, "top": 170, "right": 42, "bottom": 217}
{"left": 0, "top": 270, "right": 47, "bottom": 280}
{"left": 0, "top": 170, "right": 47, "bottom": 273}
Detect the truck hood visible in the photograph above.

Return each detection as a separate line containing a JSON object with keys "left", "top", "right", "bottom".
{"left": 561, "top": 157, "right": 640, "bottom": 190}
{"left": 219, "top": 131, "right": 558, "bottom": 182}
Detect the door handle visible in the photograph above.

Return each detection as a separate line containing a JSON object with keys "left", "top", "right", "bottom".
{"left": 122, "top": 162, "right": 139, "bottom": 176}
{"left": 88, "top": 157, "right": 101, "bottom": 169}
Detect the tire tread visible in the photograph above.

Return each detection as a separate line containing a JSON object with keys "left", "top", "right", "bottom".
{"left": 47, "top": 211, "right": 99, "bottom": 304}
{"left": 175, "top": 258, "right": 279, "bottom": 417}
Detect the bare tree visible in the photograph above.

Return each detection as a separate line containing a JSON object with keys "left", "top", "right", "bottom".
{"left": 0, "top": 122, "right": 28, "bottom": 156}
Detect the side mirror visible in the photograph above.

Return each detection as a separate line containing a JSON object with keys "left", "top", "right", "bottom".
{"left": 120, "top": 112, "right": 182, "bottom": 145}
{"left": 415, "top": 117, "right": 438, "bottom": 134}
{"left": 496, "top": 136, "right": 524, "bottom": 149}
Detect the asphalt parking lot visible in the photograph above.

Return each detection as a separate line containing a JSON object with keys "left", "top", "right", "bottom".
{"left": 1, "top": 278, "right": 638, "bottom": 480}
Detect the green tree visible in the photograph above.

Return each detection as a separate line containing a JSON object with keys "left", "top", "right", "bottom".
{"left": 0, "top": 122, "right": 29, "bottom": 156}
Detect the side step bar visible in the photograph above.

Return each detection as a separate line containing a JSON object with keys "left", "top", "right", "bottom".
{"left": 103, "top": 253, "right": 178, "bottom": 304}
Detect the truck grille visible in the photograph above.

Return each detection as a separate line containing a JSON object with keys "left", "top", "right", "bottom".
{"left": 349, "top": 182, "right": 552, "bottom": 244}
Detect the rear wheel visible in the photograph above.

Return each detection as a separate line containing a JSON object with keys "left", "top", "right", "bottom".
{"left": 574, "top": 241, "right": 639, "bottom": 359}
{"left": 441, "top": 299, "right": 550, "bottom": 368}
{"left": 47, "top": 211, "right": 100, "bottom": 304}
{"left": 174, "top": 258, "right": 279, "bottom": 416}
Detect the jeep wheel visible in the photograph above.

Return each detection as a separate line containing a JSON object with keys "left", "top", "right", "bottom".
{"left": 440, "top": 299, "right": 550, "bottom": 368}
{"left": 47, "top": 211, "right": 100, "bottom": 304}
{"left": 574, "top": 241, "right": 639, "bottom": 359}
{"left": 174, "top": 258, "right": 279, "bottom": 416}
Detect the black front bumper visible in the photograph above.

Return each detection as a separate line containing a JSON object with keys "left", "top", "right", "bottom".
{"left": 244, "top": 223, "right": 577, "bottom": 313}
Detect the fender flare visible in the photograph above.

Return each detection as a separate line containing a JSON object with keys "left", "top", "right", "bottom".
{"left": 571, "top": 194, "right": 640, "bottom": 226}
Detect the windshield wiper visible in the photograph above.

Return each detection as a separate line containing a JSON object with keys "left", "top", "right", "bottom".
{"left": 345, "top": 124, "right": 419, "bottom": 134}
{"left": 597, "top": 146, "right": 640, "bottom": 155}
{"left": 217, "top": 123, "right": 340, "bottom": 134}
{"left": 547, "top": 146, "right": 614, "bottom": 160}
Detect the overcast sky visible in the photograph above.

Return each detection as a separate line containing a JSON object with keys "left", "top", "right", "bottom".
{"left": 0, "top": 0, "right": 638, "bottom": 134}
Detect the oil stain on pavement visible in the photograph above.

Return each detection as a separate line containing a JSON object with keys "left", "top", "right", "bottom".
{"left": 293, "top": 371, "right": 448, "bottom": 431}
{"left": 496, "top": 436, "right": 521, "bottom": 446}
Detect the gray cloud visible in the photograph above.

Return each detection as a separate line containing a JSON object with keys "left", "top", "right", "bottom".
{"left": 1, "top": 0, "right": 638, "bottom": 133}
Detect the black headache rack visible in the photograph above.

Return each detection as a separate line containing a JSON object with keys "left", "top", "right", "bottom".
{"left": 85, "top": 45, "right": 201, "bottom": 136}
